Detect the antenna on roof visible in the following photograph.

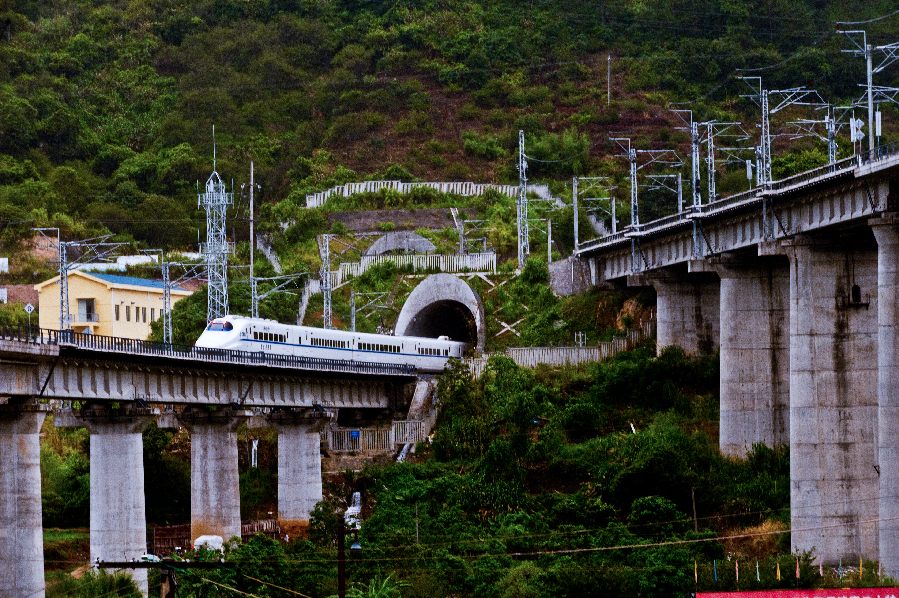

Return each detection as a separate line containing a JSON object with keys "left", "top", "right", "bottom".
{"left": 213, "top": 125, "right": 216, "bottom": 171}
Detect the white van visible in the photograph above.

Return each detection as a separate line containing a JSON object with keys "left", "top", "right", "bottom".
{"left": 192, "top": 535, "right": 224, "bottom": 551}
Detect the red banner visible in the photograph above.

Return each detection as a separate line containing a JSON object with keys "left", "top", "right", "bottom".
{"left": 698, "top": 590, "right": 899, "bottom": 598}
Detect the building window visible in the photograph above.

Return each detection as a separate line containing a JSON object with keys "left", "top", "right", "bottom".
{"left": 142, "top": 307, "right": 147, "bottom": 323}
{"left": 76, "top": 298, "right": 95, "bottom": 323}
{"left": 115, "top": 305, "right": 119, "bottom": 321}
{"left": 126, "top": 305, "right": 130, "bottom": 322}
{"left": 151, "top": 308, "right": 155, "bottom": 321}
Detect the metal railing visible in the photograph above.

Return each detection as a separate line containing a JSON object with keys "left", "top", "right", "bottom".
{"left": 638, "top": 212, "right": 689, "bottom": 235}
{"left": 578, "top": 153, "right": 873, "bottom": 252}
{"left": 72, "top": 313, "right": 100, "bottom": 323}
{"left": 327, "top": 420, "right": 426, "bottom": 453}
{"left": 694, "top": 189, "right": 758, "bottom": 215}
{"left": 0, "top": 325, "right": 416, "bottom": 377}
{"left": 763, "top": 156, "right": 857, "bottom": 193}
{"left": 860, "top": 140, "right": 899, "bottom": 165}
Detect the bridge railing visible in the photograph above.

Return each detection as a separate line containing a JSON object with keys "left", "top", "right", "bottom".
{"left": 861, "top": 140, "right": 899, "bottom": 165}
{"left": 694, "top": 189, "right": 758, "bottom": 215}
{"left": 638, "top": 212, "right": 688, "bottom": 234}
{"left": 577, "top": 153, "right": 874, "bottom": 252}
{"left": 0, "top": 325, "right": 416, "bottom": 377}
{"left": 327, "top": 420, "right": 426, "bottom": 453}
{"left": 764, "top": 156, "right": 857, "bottom": 193}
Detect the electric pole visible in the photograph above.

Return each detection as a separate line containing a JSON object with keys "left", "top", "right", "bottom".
{"left": 320, "top": 234, "right": 332, "bottom": 329}
{"left": 34, "top": 229, "right": 125, "bottom": 331}
{"left": 517, "top": 130, "right": 529, "bottom": 268}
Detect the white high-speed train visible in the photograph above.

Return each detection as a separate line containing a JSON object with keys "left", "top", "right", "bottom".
{"left": 195, "top": 315, "right": 466, "bottom": 373}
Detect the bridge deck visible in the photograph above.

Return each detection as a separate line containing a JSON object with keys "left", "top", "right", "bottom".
{"left": 576, "top": 146, "right": 899, "bottom": 261}
{"left": 0, "top": 326, "right": 416, "bottom": 379}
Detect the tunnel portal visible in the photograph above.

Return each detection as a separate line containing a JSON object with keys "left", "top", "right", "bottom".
{"left": 394, "top": 274, "right": 485, "bottom": 353}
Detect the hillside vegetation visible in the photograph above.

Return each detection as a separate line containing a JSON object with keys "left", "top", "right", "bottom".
{"left": 0, "top": 0, "right": 897, "bottom": 260}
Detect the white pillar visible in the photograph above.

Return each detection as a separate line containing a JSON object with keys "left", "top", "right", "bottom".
{"left": 714, "top": 255, "right": 790, "bottom": 456}
{"left": 178, "top": 408, "right": 248, "bottom": 544}
{"left": 649, "top": 271, "right": 720, "bottom": 355}
{"left": 271, "top": 411, "right": 326, "bottom": 525}
{"left": 80, "top": 409, "right": 155, "bottom": 597}
{"left": 871, "top": 214, "right": 899, "bottom": 577}
{"left": 0, "top": 406, "right": 48, "bottom": 598}
{"left": 784, "top": 236, "right": 879, "bottom": 565}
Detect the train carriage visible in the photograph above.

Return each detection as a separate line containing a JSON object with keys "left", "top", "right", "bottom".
{"left": 196, "top": 315, "right": 466, "bottom": 373}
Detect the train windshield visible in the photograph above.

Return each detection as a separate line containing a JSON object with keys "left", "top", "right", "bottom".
{"left": 206, "top": 321, "right": 234, "bottom": 331}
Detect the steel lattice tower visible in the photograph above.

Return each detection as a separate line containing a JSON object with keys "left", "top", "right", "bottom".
{"left": 199, "top": 169, "right": 233, "bottom": 322}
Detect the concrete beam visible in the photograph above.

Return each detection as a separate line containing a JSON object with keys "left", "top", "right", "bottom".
{"left": 0, "top": 355, "right": 404, "bottom": 408}
{"left": 0, "top": 403, "right": 49, "bottom": 598}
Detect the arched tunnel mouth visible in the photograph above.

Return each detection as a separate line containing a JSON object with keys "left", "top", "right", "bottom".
{"left": 403, "top": 300, "right": 478, "bottom": 345}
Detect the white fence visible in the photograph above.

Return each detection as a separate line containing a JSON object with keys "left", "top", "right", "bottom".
{"left": 464, "top": 320, "right": 654, "bottom": 377}
{"left": 326, "top": 420, "right": 426, "bottom": 453}
{"left": 333, "top": 253, "right": 496, "bottom": 287}
{"left": 306, "top": 180, "right": 520, "bottom": 208}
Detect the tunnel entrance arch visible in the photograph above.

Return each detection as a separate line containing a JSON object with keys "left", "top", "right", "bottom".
{"left": 394, "top": 274, "right": 485, "bottom": 353}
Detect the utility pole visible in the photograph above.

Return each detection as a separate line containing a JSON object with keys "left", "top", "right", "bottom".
{"left": 611, "top": 138, "right": 639, "bottom": 227}
{"left": 740, "top": 79, "right": 825, "bottom": 186}
{"left": 320, "top": 234, "right": 332, "bottom": 329}
{"left": 839, "top": 30, "right": 876, "bottom": 154}
{"left": 572, "top": 176, "right": 579, "bottom": 247}
{"left": 249, "top": 162, "right": 255, "bottom": 316}
{"left": 706, "top": 123, "right": 716, "bottom": 203}
{"left": 672, "top": 110, "right": 702, "bottom": 207}
{"left": 34, "top": 228, "right": 125, "bottom": 331}
{"left": 243, "top": 163, "right": 263, "bottom": 319}
{"left": 161, "top": 259, "right": 172, "bottom": 343}
{"left": 611, "top": 138, "right": 682, "bottom": 228}
{"left": 517, "top": 130, "right": 529, "bottom": 268}
{"left": 547, "top": 219, "right": 552, "bottom": 263}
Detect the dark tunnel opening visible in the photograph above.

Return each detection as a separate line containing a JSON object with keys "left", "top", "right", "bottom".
{"left": 403, "top": 300, "right": 477, "bottom": 345}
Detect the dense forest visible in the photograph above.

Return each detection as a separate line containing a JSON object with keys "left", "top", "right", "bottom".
{"left": 15, "top": 0, "right": 899, "bottom": 596}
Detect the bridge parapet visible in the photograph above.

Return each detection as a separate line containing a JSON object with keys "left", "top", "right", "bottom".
{"left": 0, "top": 325, "right": 416, "bottom": 378}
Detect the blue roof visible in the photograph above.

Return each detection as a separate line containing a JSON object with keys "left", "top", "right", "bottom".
{"left": 86, "top": 272, "right": 188, "bottom": 292}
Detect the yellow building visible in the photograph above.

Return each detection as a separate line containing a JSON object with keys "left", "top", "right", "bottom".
{"left": 34, "top": 271, "right": 193, "bottom": 339}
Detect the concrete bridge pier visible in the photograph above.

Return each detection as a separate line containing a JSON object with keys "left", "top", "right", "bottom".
{"left": 269, "top": 409, "right": 329, "bottom": 526}
{"left": 870, "top": 214, "right": 899, "bottom": 577}
{"left": 644, "top": 268, "right": 720, "bottom": 355}
{"left": 713, "top": 253, "right": 790, "bottom": 457}
{"left": 74, "top": 405, "right": 155, "bottom": 597}
{"left": 0, "top": 403, "right": 48, "bottom": 598}
{"left": 784, "top": 235, "right": 879, "bottom": 565}
{"left": 177, "top": 407, "right": 250, "bottom": 544}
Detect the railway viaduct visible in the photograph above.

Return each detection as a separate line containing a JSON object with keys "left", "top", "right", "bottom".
{"left": 575, "top": 145, "right": 899, "bottom": 577}
{"left": 0, "top": 333, "right": 418, "bottom": 597}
